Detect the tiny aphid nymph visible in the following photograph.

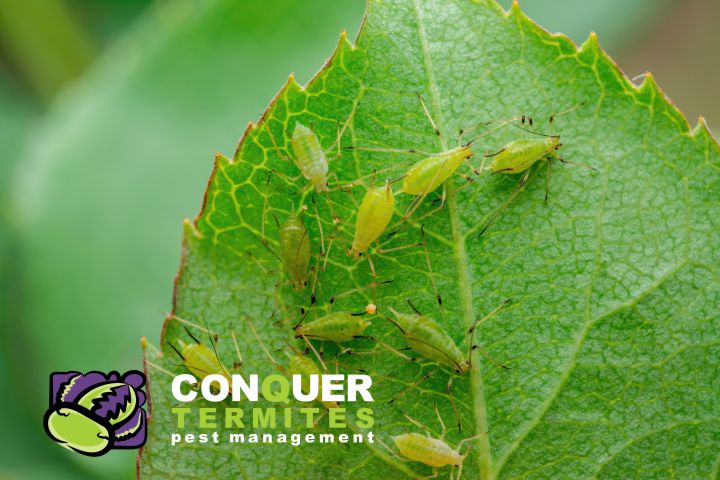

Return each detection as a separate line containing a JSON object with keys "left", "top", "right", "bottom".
{"left": 294, "top": 311, "right": 371, "bottom": 343}
{"left": 167, "top": 317, "right": 243, "bottom": 384}
{"left": 291, "top": 123, "right": 330, "bottom": 192}
{"left": 278, "top": 212, "right": 311, "bottom": 291}
{"left": 380, "top": 403, "right": 484, "bottom": 480}
{"left": 393, "top": 433, "right": 463, "bottom": 468}
{"left": 350, "top": 180, "right": 395, "bottom": 258}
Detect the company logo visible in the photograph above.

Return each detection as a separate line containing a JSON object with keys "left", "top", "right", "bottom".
{"left": 43, "top": 370, "right": 147, "bottom": 456}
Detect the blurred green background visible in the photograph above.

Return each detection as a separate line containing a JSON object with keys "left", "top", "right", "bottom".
{"left": 0, "top": 0, "right": 716, "bottom": 478}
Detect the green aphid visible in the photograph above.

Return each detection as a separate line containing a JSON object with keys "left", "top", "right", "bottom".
{"left": 294, "top": 311, "right": 371, "bottom": 343}
{"left": 387, "top": 306, "right": 469, "bottom": 374}
{"left": 291, "top": 123, "right": 330, "bottom": 192}
{"left": 278, "top": 212, "right": 311, "bottom": 291}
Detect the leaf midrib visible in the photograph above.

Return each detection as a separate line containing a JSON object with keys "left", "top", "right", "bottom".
{"left": 411, "top": 0, "right": 493, "bottom": 478}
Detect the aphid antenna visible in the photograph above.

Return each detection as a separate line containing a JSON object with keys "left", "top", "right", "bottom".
{"left": 387, "top": 367, "right": 440, "bottom": 405}
{"left": 345, "top": 145, "right": 435, "bottom": 157}
{"left": 506, "top": 120, "right": 557, "bottom": 139}
{"left": 295, "top": 332, "right": 329, "bottom": 372}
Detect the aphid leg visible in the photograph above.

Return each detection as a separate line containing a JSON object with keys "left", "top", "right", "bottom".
{"left": 465, "top": 300, "right": 513, "bottom": 372}
{"left": 416, "top": 93, "right": 443, "bottom": 143}
{"left": 365, "top": 253, "right": 380, "bottom": 305}
{"left": 345, "top": 145, "right": 434, "bottom": 157}
{"left": 456, "top": 433, "right": 487, "bottom": 451}
{"left": 544, "top": 155, "right": 553, "bottom": 204}
{"left": 478, "top": 168, "right": 533, "bottom": 237}
{"left": 433, "top": 402, "right": 447, "bottom": 439}
{"left": 311, "top": 196, "right": 326, "bottom": 256}
{"left": 297, "top": 332, "right": 329, "bottom": 372}
{"left": 443, "top": 375, "right": 462, "bottom": 432}
{"left": 387, "top": 368, "right": 440, "bottom": 405}
{"left": 198, "top": 316, "right": 232, "bottom": 378}
{"left": 263, "top": 121, "right": 293, "bottom": 163}
{"left": 554, "top": 154, "right": 597, "bottom": 172}
{"left": 312, "top": 408, "right": 328, "bottom": 427}
{"left": 324, "top": 98, "right": 361, "bottom": 159}
{"left": 470, "top": 344, "right": 510, "bottom": 370}
{"left": 419, "top": 225, "right": 445, "bottom": 316}
{"left": 230, "top": 330, "right": 244, "bottom": 370}
{"left": 377, "top": 438, "right": 409, "bottom": 462}
{"left": 246, "top": 317, "right": 289, "bottom": 376}
{"left": 344, "top": 335, "right": 415, "bottom": 361}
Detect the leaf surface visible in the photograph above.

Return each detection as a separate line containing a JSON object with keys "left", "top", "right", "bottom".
{"left": 140, "top": 1, "right": 720, "bottom": 478}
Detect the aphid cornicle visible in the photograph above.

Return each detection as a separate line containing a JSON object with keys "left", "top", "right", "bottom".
{"left": 278, "top": 212, "right": 311, "bottom": 291}
{"left": 294, "top": 311, "right": 371, "bottom": 343}
{"left": 350, "top": 180, "right": 395, "bottom": 258}
{"left": 291, "top": 123, "right": 330, "bottom": 192}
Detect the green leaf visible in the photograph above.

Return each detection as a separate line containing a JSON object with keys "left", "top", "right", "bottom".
{"left": 140, "top": 0, "right": 720, "bottom": 478}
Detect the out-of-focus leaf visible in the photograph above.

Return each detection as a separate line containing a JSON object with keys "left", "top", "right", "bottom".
{"left": 10, "top": 0, "right": 363, "bottom": 477}
{"left": 139, "top": 0, "right": 719, "bottom": 478}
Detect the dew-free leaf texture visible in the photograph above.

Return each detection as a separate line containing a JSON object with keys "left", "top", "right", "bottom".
{"left": 139, "top": 0, "right": 720, "bottom": 478}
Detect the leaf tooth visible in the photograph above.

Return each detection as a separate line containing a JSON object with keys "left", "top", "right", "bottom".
{"left": 578, "top": 31, "right": 600, "bottom": 55}
{"left": 692, "top": 116, "right": 718, "bottom": 146}
{"left": 507, "top": 0, "right": 522, "bottom": 18}
{"left": 183, "top": 217, "right": 202, "bottom": 240}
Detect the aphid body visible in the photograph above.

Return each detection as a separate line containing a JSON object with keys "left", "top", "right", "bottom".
{"left": 176, "top": 338, "right": 230, "bottom": 381}
{"left": 295, "top": 312, "right": 370, "bottom": 342}
{"left": 388, "top": 308, "right": 468, "bottom": 374}
{"left": 288, "top": 351, "right": 340, "bottom": 410}
{"left": 291, "top": 123, "right": 329, "bottom": 192}
{"left": 401, "top": 145, "right": 473, "bottom": 195}
{"left": 488, "top": 135, "right": 560, "bottom": 174}
{"left": 350, "top": 183, "right": 395, "bottom": 258}
{"left": 392, "top": 433, "right": 464, "bottom": 468}
{"left": 278, "top": 213, "right": 311, "bottom": 290}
